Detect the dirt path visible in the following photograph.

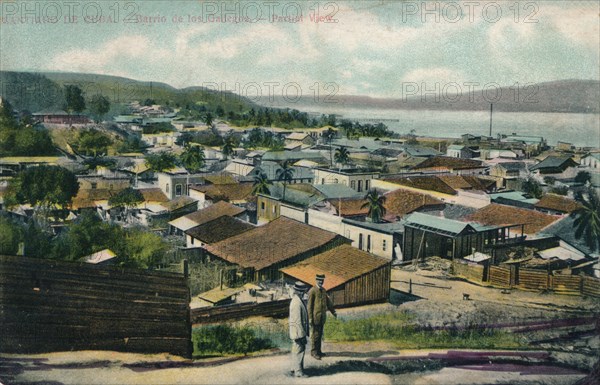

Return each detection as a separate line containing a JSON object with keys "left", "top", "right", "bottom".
{"left": 1, "top": 348, "right": 590, "bottom": 385}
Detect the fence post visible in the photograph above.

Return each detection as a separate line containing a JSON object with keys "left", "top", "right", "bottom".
{"left": 409, "top": 279, "right": 412, "bottom": 294}
{"left": 183, "top": 259, "right": 189, "bottom": 279}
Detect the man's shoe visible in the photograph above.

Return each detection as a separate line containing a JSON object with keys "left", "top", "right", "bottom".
{"left": 319, "top": 352, "right": 327, "bottom": 357}
{"left": 295, "top": 372, "right": 308, "bottom": 378}
{"left": 311, "top": 353, "right": 321, "bottom": 360}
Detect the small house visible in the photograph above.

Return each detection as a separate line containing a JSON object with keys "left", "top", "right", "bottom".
{"left": 281, "top": 244, "right": 391, "bottom": 307}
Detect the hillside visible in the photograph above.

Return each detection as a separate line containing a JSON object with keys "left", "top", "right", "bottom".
{"left": 266, "top": 79, "right": 600, "bottom": 114}
{"left": 0, "top": 71, "right": 260, "bottom": 115}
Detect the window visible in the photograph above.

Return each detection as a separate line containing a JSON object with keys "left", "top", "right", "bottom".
{"left": 261, "top": 202, "right": 265, "bottom": 211}
{"left": 166, "top": 183, "right": 170, "bottom": 194}
{"left": 357, "top": 180, "right": 363, "bottom": 192}
{"left": 272, "top": 206, "right": 276, "bottom": 214}
{"left": 365, "top": 179, "right": 370, "bottom": 190}
{"left": 358, "top": 234, "right": 363, "bottom": 250}
{"left": 91, "top": 182, "right": 97, "bottom": 189}
{"left": 350, "top": 180, "right": 356, "bottom": 189}
{"left": 175, "top": 184, "right": 182, "bottom": 196}
{"left": 367, "top": 235, "right": 371, "bottom": 252}
{"left": 382, "top": 239, "right": 387, "bottom": 251}
{"left": 321, "top": 178, "right": 325, "bottom": 184}
{"left": 191, "top": 237, "right": 194, "bottom": 245}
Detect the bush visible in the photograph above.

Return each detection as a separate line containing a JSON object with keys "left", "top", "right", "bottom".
{"left": 193, "top": 324, "right": 273, "bottom": 357}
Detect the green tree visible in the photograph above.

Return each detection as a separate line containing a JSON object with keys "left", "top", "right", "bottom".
{"left": 0, "top": 216, "right": 23, "bottom": 255}
{"left": 120, "top": 229, "right": 168, "bottom": 269}
{"left": 251, "top": 169, "right": 271, "bottom": 196}
{"left": 575, "top": 170, "right": 592, "bottom": 185}
{"left": 222, "top": 136, "right": 235, "bottom": 160}
{"left": 6, "top": 165, "right": 80, "bottom": 213}
{"left": 276, "top": 160, "right": 295, "bottom": 200}
{"left": 108, "top": 188, "right": 144, "bottom": 222}
{"left": 205, "top": 112, "right": 214, "bottom": 127}
{"left": 89, "top": 94, "right": 110, "bottom": 122}
{"left": 64, "top": 85, "right": 86, "bottom": 114}
{"left": 521, "top": 177, "right": 543, "bottom": 199}
{"left": 78, "top": 129, "right": 113, "bottom": 157}
{"left": 334, "top": 147, "right": 350, "bottom": 168}
{"left": 145, "top": 151, "right": 177, "bottom": 172}
{"left": 57, "top": 211, "right": 122, "bottom": 261}
{"left": 572, "top": 188, "right": 600, "bottom": 252}
{"left": 180, "top": 145, "right": 205, "bottom": 173}
{"left": 361, "top": 189, "right": 387, "bottom": 223}
{"left": 551, "top": 185, "right": 569, "bottom": 196}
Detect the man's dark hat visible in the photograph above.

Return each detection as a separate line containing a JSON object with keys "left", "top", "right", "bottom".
{"left": 293, "top": 281, "right": 309, "bottom": 292}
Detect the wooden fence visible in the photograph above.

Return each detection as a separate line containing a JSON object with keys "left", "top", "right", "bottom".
{"left": 518, "top": 268, "right": 549, "bottom": 290}
{"left": 551, "top": 274, "right": 583, "bottom": 295}
{"left": 488, "top": 265, "right": 511, "bottom": 288}
{"left": 582, "top": 276, "right": 600, "bottom": 297}
{"left": 452, "top": 261, "right": 485, "bottom": 284}
{"left": 462, "top": 260, "right": 600, "bottom": 298}
{"left": 0, "top": 255, "right": 192, "bottom": 357}
{"left": 191, "top": 299, "right": 290, "bottom": 325}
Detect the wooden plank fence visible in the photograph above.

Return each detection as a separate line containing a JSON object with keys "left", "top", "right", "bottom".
{"left": 518, "top": 268, "right": 549, "bottom": 290}
{"left": 191, "top": 299, "right": 290, "bottom": 325}
{"left": 582, "top": 276, "right": 600, "bottom": 297}
{"left": 452, "top": 261, "right": 485, "bottom": 284}
{"left": 550, "top": 274, "right": 582, "bottom": 295}
{"left": 473, "top": 262, "right": 600, "bottom": 298}
{"left": 489, "top": 266, "right": 512, "bottom": 288}
{"left": 0, "top": 255, "right": 192, "bottom": 357}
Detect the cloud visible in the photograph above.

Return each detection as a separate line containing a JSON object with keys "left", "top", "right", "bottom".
{"left": 401, "top": 67, "right": 465, "bottom": 85}
{"left": 48, "top": 35, "right": 170, "bottom": 75}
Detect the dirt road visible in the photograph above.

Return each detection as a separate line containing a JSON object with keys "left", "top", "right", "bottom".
{"left": 0, "top": 348, "right": 590, "bottom": 385}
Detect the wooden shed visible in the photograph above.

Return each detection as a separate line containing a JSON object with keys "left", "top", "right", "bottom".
{"left": 280, "top": 244, "right": 391, "bottom": 307}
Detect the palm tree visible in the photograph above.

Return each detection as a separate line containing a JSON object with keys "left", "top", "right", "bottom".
{"left": 334, "top": 147, "right": 350, "bottom": 169}
{"left": 205, "top": 112, "right": 214, "bottom": 128}
{"left": 222, "top": 136, "right": 235, "bottom": 160}
{"left": 180, "top": 145, "right": 205, "bottom": 173}
{"left": 252, "top": 168, "right": 272, "bottom": 196}
{"left": 572, "top": 188, "right": 600, "bottom": 252}
{"left": 276, "top": 160, "right": 295, "bottom": 200}
{"left": 361, "top": 189, "right": 387, "bottom": 223}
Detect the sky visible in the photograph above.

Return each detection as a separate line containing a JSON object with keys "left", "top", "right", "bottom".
{"left": 1, "top": 0, "right": 598, "bottom": 98}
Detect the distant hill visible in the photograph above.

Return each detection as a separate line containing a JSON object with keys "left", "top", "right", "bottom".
{"left": 0, "top": 71, "right": 260, "bottom": 115}
{"left": 265, "top": 79, "right": 600, "bottom": 114}
{"left": 0, "top": 72, "right": 65, "bottom": 113}
{"left": 2, "top": 72, "right": 597, "bottom": 116}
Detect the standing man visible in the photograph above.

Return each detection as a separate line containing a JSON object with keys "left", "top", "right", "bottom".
{"left": 307, "top": 274, "right": 337, "bottom": 360}
{"left": 288, "top": 281, "right": 309, "bottom": 378}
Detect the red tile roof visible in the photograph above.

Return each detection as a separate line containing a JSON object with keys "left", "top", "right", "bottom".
{"left": 413, "top": 156, "right": 484, "bottom": 171}
{"left": 184, "top": 201, "right": 246, "bottom": 226}
{"left": 190, "top": 183, "right": 254, "bottom": 202}
{"left": 382, "top": 176, "right": 457, "bottom": 195}
{"left": 383, "top": 189, "right": 444, "bottom": 219}
{"left": 205, "top": 217, "right": 343, "bottom": 271}
{"left": 280, "top": 244, "right": 390, "bottom": 290}
{"left": 139, "top": 188, "right": 169, "bottom": 203}
{"left": 327, "top": 198, "right": 369, "bottom": 217}
{"left": 186, "top": 216, "right": 255, "bottom": 244}
{"left": 468, "top": 203, "right": 558, "bottom": 235}
{"left": 534, "top": 194, "right": 582, "bottom": 214}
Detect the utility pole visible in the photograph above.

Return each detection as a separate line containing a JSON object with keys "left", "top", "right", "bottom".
{"left": 489, "top": 103, "right": 493, "bottom": 137}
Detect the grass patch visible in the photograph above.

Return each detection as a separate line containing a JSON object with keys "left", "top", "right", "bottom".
{"left": 192, "top": 324, "right": 275, "bottom": 358}
{"left": 324, "top": 310, "right": 524, "bottom": 350}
